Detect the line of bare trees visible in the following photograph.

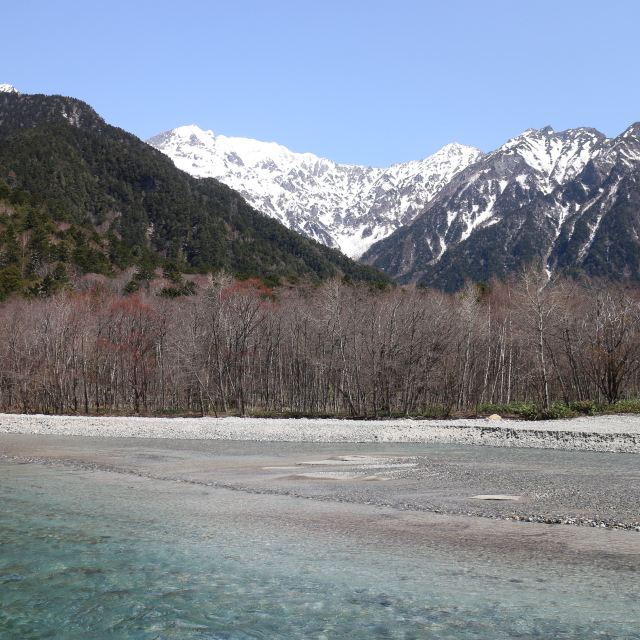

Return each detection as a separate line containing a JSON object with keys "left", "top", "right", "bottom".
{"left": 2, "top": 270, "right": 640, "bottom": 417}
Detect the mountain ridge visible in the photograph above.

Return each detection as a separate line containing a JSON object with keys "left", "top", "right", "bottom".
{"left": 363, "top": 122, "right": 640, "bottom": 289}
{"left": 148, "top": 125, "right": 482, "bottom": 257}
{"left": 4, "top": 85, "right": 639, "bottom": 292}
{"left": 150, "top": 118, "right": 640, "bottom": 289}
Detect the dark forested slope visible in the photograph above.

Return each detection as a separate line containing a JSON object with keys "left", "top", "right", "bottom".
{"left": 0, "top": 91, "right": 385, "bottom": 298}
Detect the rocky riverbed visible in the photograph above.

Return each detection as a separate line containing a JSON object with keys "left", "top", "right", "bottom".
{"left": 1, "top": 434, "right": 639, "bottom": 533}
{"left": 1, "top": 413, "right": 640, "bottom": 452}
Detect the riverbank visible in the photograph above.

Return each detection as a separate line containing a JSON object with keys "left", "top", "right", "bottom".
{"left": 1, "top": 413, "right": 640, "bottom": 452}
{"left": 2, "top": 434, "right": 639, "bottom": 532}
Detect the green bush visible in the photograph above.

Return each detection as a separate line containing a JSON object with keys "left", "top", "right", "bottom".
{"left": 480, "top": 399, "right": 640, "bottom": 420}
{"left": 566, "top": 399, "right": 640, "bottom": 416}
{"left": 163, "top": 261, "right": 183, "bottom": 284}
{"left": 477, "top": 402, "right": 538, "bottom": 420}
{"left": 537, "top": 402, "right": 577, "bottom": 420}
{"left": 568, "top": 400, "right": 597, "bottom": 415}
{"left": 607, "top": 399, "right": 640, "bottom": 415}
{"left": 0, "top": 265, "right": 24, "bottom": 300}
{"left": 123, "top": 278, "right": 140, "bottom": 294}
{"left": 418, "top": 405, "right": 452, "bottom": 418}
{"left": 158, "top": 281, "right": 197, "bottom": 298}
{"left": 73, "top": 244, "right": 112, "bottom": 275}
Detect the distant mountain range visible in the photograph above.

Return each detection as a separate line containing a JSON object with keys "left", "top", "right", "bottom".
{"left": 148, "top": 126, "right": 481, "bottom": 258}
{"left": 363, "top": 124, "right": 640, "bottom": 289}
{"left": 2, "top": 84, "right": 639, "bottom": 292}
{"left": 151, "top": 120, "right": 640, "bottom": 289}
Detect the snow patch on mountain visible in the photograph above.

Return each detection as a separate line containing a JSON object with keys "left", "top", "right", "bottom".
{"left": 424, "top": 127, "right": 609, "bottom": 264}
{"left": 148, "top": 126, "right": 482, "bottom": 257}
{"left": 495, "top": 126, "right": 605, "bottom": 192}
{"left": 364, "top": 123, "right": 640, "bottom": 290}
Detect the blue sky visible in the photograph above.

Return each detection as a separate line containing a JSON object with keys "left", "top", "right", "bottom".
{"left": 3, "top": 0, "right": 639, "bottom": 166}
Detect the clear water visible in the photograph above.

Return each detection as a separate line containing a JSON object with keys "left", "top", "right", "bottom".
{"left": 1, "top": 462, "right": 638, "bottom": 639}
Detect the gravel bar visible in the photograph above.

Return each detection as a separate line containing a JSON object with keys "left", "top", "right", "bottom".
{"left": 1, "top": 413, "right": 640, "bottom": 452}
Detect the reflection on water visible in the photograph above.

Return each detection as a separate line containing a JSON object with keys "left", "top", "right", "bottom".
{"left": 0, "top": 462, "right": 638, "bottom": 639}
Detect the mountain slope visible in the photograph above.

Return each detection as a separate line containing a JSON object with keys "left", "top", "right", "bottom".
{"left": 0, "top": 90, "right": 387, "bottom": 293}
{"left": 148, "top": 125, "right": 482, "bottom": 257}
{"left": 362, "top": 124, "right": 640, "bottom": 290}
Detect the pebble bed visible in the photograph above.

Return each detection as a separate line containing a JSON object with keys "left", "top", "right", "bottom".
{"left": 1, "top": 413, "right": 639, "bottom": 452}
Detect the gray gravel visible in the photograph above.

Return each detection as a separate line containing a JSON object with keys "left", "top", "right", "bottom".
{"left": 1, "top": 413, "right": 640, "bottom": 452}
{"left": 1, "top": 434, "right": 639, "bottom": 532}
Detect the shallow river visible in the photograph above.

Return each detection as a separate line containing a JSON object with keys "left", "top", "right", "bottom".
{"left": 1, "top": 449, "right": 639, "bottom": 638}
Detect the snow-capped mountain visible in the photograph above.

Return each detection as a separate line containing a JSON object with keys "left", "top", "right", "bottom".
{"left": 150, "top": 120, "right": 640, "bottom": 289}
{"left": 148, "top": 125, "right": 481, "bottom": 257}
{"left": 0, "top": 84, "right": 18, "bottom": 94}
{"left": 363, "top": 124, "right": 640, "bottom": 289}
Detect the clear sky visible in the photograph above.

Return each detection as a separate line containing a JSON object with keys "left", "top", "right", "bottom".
{"left": 3, "top": 0, "right": 639, "bottom": 166}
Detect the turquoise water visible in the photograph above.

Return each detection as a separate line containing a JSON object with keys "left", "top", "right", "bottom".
{"left": 1, "top": 462, "right": 639, "bottom": 639}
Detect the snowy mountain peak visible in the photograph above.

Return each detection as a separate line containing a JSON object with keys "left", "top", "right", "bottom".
{"left": 364, "top": 121, "right": 640, "bottom": 291}
{"left": 621, "top": 122, "right": 640, "bottom": 139}
{"left": 495, "top": 125, "right": 605, "bottom": 186}
{"left": 433, "top": 141, "right": 475, "bottom": 154}
{"left": 408, "top": 141, "right": 481, "bottom": 164}
{"left": 178, "top": 123, "right": 214, "bottom": 139}
{"left": 149, "top": 126, "right": 482, "bottom": 257}
{"left": 0, "top": 84, "right": 18, "bottom": 94}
